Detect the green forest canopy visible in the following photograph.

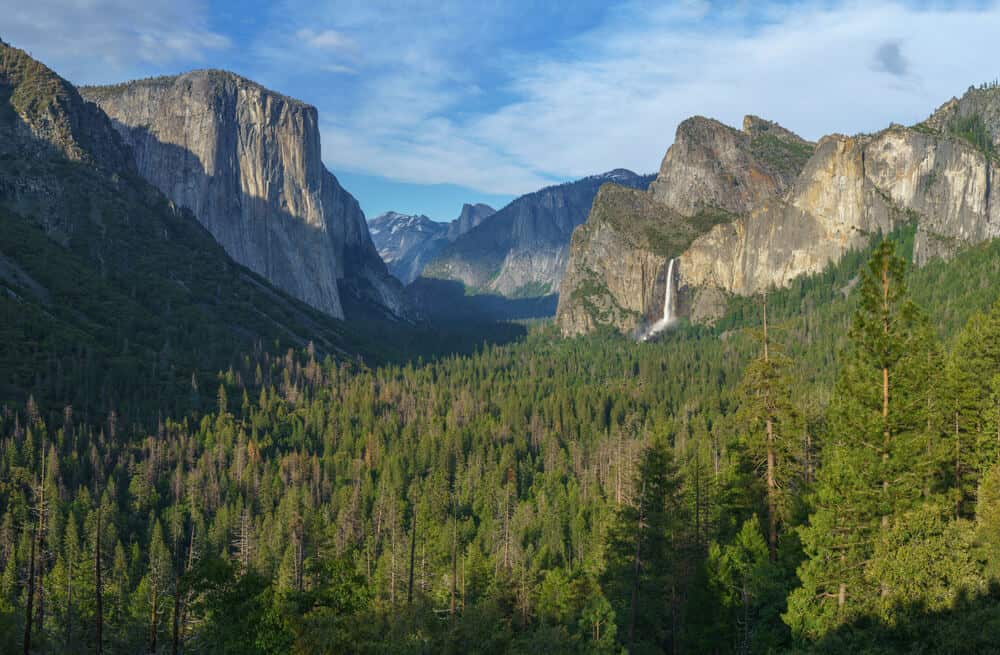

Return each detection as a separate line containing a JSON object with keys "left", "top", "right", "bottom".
{"left": 4, "top": 229, "right": 1000, "bottom": 653}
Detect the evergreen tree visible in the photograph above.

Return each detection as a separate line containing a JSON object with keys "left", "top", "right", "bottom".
{"left": 786, "top": 240, "right": 941, "bottom": 639}
{"left": 737, "top": 293, "right": 799, "bottom": 561}
{"left": 602, "top": 438, "right": 688, "bottom": 653}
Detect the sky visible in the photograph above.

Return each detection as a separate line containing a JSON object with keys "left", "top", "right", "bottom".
{"left": 4, "top": 0, "right": 1000, "bottom": 220}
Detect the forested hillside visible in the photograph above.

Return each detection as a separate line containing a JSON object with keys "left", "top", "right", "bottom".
{"left": 5, "top": 227, "right": 1000, "bottom": 654}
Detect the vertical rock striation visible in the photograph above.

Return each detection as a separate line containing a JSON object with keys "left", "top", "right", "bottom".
{"left": 559, "top": 86, "right": 1000, "bottom": 336}
{"left": 425, "top": 169, "right": 654, "bottom": 298}
{"left": 81, "top": 70, "right": 404, "bottom": 320}
{"left": 557, "top": 116, "right": 811, "bottom": 335}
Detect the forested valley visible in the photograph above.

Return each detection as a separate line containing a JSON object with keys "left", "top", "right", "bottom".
{"left": 4, "top": 227, "right": 1000, "bottom": 654}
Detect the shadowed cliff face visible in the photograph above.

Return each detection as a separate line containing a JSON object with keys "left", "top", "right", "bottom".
{"left": 424, "top": 169, "right": 654, "bottom": 299}
{"left": 368, "top": 204, "right": 496, "bottom": 285}
{"left": 559, "top": 88, "right": 1000, "bottom": 336}
{"left": 557, "top": 116, "right": 808, "bottom": 335}
{"left": 0, "top": 41, "right": 363, "bottom": 407}
{"left": 81, "top": 71, "right": 405, "bottom": 320}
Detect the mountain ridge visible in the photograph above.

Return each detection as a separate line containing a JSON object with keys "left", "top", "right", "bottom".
{"left": 80, "top": 69, "right": 406, "bottom": 320}
{"left": 557, "top": 93, "right": 1000, "bottom": 336}
{"left": 0, "top": 40, "right": 364, "bottom": 409}
{"left": 423, "top": 168, "right": 655, "bottom": 298}
{"left": 368, "top": 203, "right": 495, "bottom": 285}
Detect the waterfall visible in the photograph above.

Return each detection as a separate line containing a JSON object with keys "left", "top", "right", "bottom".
{"left": 662, "top": 257, "right": 675, "bottom": 323}
{"left": 641, "top": 257, "right": 676, "bottom": 341}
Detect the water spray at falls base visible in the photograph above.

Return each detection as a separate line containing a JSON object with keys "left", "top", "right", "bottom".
{"left": 640, "top": 258, "right": 676, "bottom": 341}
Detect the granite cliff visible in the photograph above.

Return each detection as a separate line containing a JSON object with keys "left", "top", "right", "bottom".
{"left": 557, "top": 116, "right": 812, "bottom": 334}
{"left": 558, "top": 87, "right": 1000, "bottom": 336}
{"left": 368, "top": 203, "right": 495, "bottom": 285}
{"left": 424, "top": 170, "right": 654, "bottom": 298}
{"left": 81, "top": 71, "right": 404, "bottom": 320}
{"left": 0, "top": 40, "right": 356, "bottom": 402}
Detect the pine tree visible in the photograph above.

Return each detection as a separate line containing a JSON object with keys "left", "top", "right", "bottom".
{"left": 945, "top": 299, "right": 1000, "bottom": 515}
{"left": 602, "top": 438, "right": 688, "bottom": 652}
{"left": 785, "top": 240, "right": 940, "bottom": 639}
{"left": 737, "top": 293, "right": 798, "bottom": 561}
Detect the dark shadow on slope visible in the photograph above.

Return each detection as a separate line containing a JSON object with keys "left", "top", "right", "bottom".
{"left": 106, "top": 120, "right": 408, "bottom": 321}
{"left": 802, "top": 582, "right": 1000, "bottom": 654}
{"left": 103, "top": 122, "right": 530, "bottom": 362}
{"left": 407, "top": 276, "right": 558, "bottom": 322}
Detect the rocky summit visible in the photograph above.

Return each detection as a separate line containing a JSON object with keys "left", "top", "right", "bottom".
{"left": 0, "top": 40, "right": 353, "bottom": 394}
{"left": 423, "top": 169, "right": 654, "bottom": 298}
{"left": 81, "top": 71, "right": 405, "bottom": 320}
{"left": 368, "top": 203, "right": 495, "bottom": 285}
{"left": 558, "top": 88, "right": 1000, "bottom": 336}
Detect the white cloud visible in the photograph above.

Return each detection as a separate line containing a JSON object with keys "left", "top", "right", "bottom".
{"left": 297, "top": 28, "right": 354, "bottom": 52}
{"left": 278, "top": 1, "right": 1000, "bottom": 196}
{"left": 0, "top": 0, "right": 229, "bottom": 84}
{"left": 8, "top": 0, "right": 1000, "bottom": 197}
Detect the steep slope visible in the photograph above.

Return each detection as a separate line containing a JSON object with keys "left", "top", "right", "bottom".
{"left": 368, "top": 203, "right": 496, "bottom": 284}
{"left": 679, "top": 99, "right": 1000, "bottom": 317}
{"left": 558, "top": 117, "right": 811, "bottom": 334}
{"left": 559, "top": 88, "right": 1000, "bottom": 336}
{"left": 369, "top": 211, "right": 447, "bottom": 284}
{"left": 0, "top": 40, "right": 357, "bottom": 410}
{"left": 80, "top": 71, "right": 405, "bottom": 320}
{"left": 424, "top": 170, "right": 654, "bottom": 297}
{"left": 447, "top": 202, "right": 496, "bottom": 240}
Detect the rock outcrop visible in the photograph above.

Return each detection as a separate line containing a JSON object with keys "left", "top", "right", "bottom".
{"left": 678, "top": 123, "right": 1000, "bottom": 312}
{"left": 0, "top": 40, "right": 354, "bottom": 378}
{"left": 425, "top": 169, "right": 654, "bottom": 298}
{"left": 558, "top": 117, "right": 810, "bottom": 335}
{"left": 559, "top": 87, "right": 1000, "bottom": 336}
{"left": 369, "top": 203, "right": 495, "bottom": 285}
{"left": 447, "top": 203, "right": 495, "bottom": 240}
{"left": 81, "top": 71, "right": 404, "bottom": 320}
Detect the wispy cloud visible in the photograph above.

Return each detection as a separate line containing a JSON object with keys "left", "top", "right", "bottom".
{"left": 1, "top": 0, "right": 229, "bottom": 84}
{"left": 6, "top": 1, "right": 1000, "bottom": 199}
{"left": 297, "top": 28, "right": 354, "bottom": 52}
{"left": 259, "top": 1, "right": 1000, "bottom": 195}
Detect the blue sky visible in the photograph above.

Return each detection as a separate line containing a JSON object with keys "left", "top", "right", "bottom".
{"left": 5, "top": 1, "right": 1000, "bottom": 220}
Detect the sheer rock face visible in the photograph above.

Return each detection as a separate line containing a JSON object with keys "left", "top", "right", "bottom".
{"left": 556, "top": 186, "right": 675, "bottom": 336}
{"left": 558, "top": 116, "right": 808, "bottom": 335}
{"left": 368, "top": 203, "right": 495, "bottom": 285}
{"left": 560, "top": 90, "right": 1000, "bottom": 335}
{"left": 424, "top": 170, "right": 654, "bottom": 298}
{"left": 81, "top": 71, "right": 404, "bottom": 320}
{"left": 679, "top": 126, "right": 1000, "bottom": 311}
{"left": 0, "top": 41, "right": 352, "bottom": 358}
{"left": 447, "top": 203, "right": 495, "bottom": 241}
{"left": 649, "top": 117, "right": 782, "bottom": 215}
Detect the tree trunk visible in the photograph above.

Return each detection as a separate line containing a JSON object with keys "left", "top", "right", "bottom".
{"left": 766, "top": 432, "right": 777, "bottom": 562}
{"left": 65, "top": 554, "right": 73, "bottom": 648}
{"left": 171, "top": 570, "right": 182, "bottom": 655}
{"left": 23, "top": 524, "right": 35, "bottom": 655}
{"left": 881, "top": 260, "right": 891, "bottom": 598}
{"left": 149, "top": 577, "right": 158, "bottom": 655}
{"left": 955, "top": 412, "right": 962, "bottom": 519}
{"left": 763, "top": 293, "right": 778, "bottom": 562}
{"left": 95, "top": 507, "right": 104, "bottom": 655}
{"left": 407, "top": 506, "right": 417, "bottom": 605}
{"left": 450, "top": 515, "right": 457, "bottom": 618}
{"left": 627, "top": 485, "right": 645, "bottom": 652}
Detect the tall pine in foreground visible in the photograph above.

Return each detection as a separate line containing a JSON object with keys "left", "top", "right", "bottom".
{"left": 785, "top": 240, "right": 943, "bottom": 639}
{"left": 737, "top": 293, "right": 799, "bottom": 562}
{"left": 602, "top": 438, "right": 688, "bottom": 654}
